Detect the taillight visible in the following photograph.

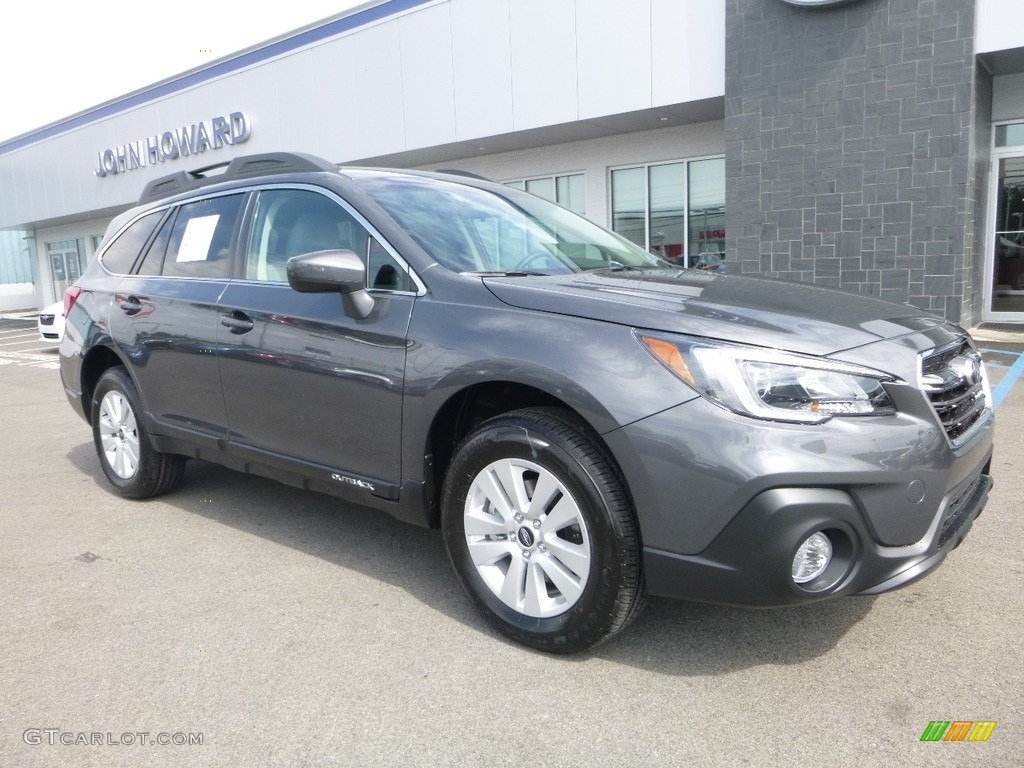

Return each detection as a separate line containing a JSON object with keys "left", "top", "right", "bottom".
{"left": 63, "top": 286, "right": 82, "bottom": 317}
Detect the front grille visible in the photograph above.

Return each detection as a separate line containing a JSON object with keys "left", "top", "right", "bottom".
{"left": 39, "top": 314, "right": 55, "bottom": 326}
{"left": 920, "top": 339, "right": 987, "bottom": 443}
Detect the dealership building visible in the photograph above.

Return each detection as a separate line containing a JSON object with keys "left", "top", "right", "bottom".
{"left": 2, "top": 0, "right": 1024, "bottom": 327}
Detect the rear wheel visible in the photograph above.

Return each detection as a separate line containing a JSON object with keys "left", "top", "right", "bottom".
{"left": 91, "top": 367, "right": 185, "bottom": 499}
{"left": 441, "top": 407, "right": 645, "bottom": 653}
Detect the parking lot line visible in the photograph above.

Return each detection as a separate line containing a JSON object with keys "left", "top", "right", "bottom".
{"left": 987, "top": 350, "right": 1024, "bottom": 409}
{"left": 0, "top": 339, "right": 44, "bottom": 347}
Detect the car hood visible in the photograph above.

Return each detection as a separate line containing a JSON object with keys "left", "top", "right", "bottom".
{"left": 482, "top": 269, "right": 946, "bottom": 357}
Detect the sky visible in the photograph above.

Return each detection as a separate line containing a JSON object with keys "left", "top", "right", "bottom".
{"left": 1, "top": 0, "right": 373, "bottom": 143}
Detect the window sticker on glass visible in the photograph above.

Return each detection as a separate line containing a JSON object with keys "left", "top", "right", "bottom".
{"left": 177, "top": 215, "right": 221, "bottom": 262}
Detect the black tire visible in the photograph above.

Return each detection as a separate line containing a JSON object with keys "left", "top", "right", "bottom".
{"left": 441, "top": 407, "right": 646, "bottom": 653}
{"left": 90, "top": 367, "right": 186, "bottom": 499}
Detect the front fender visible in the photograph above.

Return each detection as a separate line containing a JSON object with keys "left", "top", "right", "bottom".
{"left": 400, "top": 293, "right": 698, "bottom": 486}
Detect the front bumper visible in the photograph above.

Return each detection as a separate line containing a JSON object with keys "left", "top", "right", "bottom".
{"left": 603, "top": 379, "right": 994, "bottom": 607}
{"left": 642, "top": 460, "right": 991, "bottom": 606}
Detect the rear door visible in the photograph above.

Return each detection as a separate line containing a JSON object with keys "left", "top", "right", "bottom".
{"left": 215, "top": 185, "right": 419, "bottom": 493}
{"left": 108, "top": 192, "right": 246, "bottom": 445}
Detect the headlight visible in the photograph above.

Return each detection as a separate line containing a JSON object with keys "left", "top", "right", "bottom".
{"left": 638, "top": 334, "right": 897, "bottom": 424}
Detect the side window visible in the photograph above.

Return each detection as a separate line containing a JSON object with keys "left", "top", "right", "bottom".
{"left": 245, "top": 188, "right": 411, "bottom": 290}
{"left": 162, "top": 194, "right": 244, "bottom": 278}
{"left": 368, "top": 236, "right": 413, "bottom": 291}
{"left": 135, "top": 209, "right": 175, "bottom": 276}
{"left": 246, "top": 189, "right": 366, "bottom": 282}
{"left": 100, "top": 210, "right": 164, "bottom": 275}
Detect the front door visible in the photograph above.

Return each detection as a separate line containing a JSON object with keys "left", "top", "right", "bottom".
{"left": 216, "top": 186, "right": 417, "bottom": 491}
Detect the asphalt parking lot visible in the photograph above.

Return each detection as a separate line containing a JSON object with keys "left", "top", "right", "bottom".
{"left": 0, "top": 317, "right": 1021, "bottom": 768}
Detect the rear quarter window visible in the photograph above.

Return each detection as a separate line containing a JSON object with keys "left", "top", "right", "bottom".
{"left": 99, "top": 211, "right": 164, "bottom": 275}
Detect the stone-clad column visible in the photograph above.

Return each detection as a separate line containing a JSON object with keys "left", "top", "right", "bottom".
{"left": 725, "top": 0, "right": 988, "bottom": 324}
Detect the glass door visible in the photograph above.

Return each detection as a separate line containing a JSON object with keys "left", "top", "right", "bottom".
{"left": 990, "top": 156, "right": 1024, "bottom": 314}
{"left": 984, "top": 121, "right": 1024, "bottom": 321}
{"left": 46, "top": 239, "right": 86, "bottom": 303}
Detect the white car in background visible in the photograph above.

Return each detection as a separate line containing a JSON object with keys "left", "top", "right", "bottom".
{"left": 37, "top": 300, "right": 65, "bottom": 344}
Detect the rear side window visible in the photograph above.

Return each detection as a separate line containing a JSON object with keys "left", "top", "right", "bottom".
{"left": 162, "top": 194, "right": 244, "bottom": 278}
{"left": 100, "top": 211, "right": 164, "bottom": 275}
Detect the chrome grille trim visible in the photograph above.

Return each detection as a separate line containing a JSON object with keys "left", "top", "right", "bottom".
{"left": 920, "top": 339, "right": 988, "bottom": 444}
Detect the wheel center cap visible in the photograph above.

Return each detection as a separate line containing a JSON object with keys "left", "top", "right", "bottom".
{"left": 516, "top": 526, "right": 535, "bottom": 548}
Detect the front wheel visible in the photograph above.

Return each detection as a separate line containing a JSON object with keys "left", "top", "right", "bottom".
{"left": 91, "top": 367, "right": 186, "bottom": 499}
{"left": 441, "top": 408, "right": 645, "bottom": 653}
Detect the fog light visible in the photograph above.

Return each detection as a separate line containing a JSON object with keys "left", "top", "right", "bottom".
{"left": 792, "top": 532, "right": 832, "bottom": 584}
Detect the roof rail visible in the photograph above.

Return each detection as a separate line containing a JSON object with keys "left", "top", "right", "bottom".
{"left": 434, "top": 168, "right": 491, "bottom": 181}
{"left": 138, "top": 152, "right": 337, "bottom": 204}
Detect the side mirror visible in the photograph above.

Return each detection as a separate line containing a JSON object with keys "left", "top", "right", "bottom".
{"left": 286, "top": 249, "right": 375, "bottom": 319}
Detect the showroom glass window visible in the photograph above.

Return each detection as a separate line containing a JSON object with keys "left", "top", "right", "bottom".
{"left": 991, "top": 121, "right": 1024, "bottom": 313}
{"left": 610, "top": 157, "right": 724, "bottom": 266}
{"left": 505, "top": 173, "right": 586, "bottom": 215}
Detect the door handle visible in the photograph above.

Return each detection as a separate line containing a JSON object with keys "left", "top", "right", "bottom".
{"left": 221, "top": 311, "right": 254, "bottom": 334}
{"left": 119, "top": 296, "right": 143, "bottom": 315}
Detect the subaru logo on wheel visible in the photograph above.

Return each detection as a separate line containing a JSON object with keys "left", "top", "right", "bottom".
{"left": 517, "top": 527, "right": 535, "bottom": 548}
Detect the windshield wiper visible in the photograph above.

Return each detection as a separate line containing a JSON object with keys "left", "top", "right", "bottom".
{"left": 600, "top": 262, "right": 647, "bottom": 272}
{"left": 464, "top": 270, "right": 551, "bottom": 277}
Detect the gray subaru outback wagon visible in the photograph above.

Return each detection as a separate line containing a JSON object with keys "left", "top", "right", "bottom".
{"left": 60, "top": 152, "right": 993, "bottom": 652}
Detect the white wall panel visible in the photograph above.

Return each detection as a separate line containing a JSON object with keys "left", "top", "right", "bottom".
{"left": 576, "top": 0, "right": 652, "bottom": 119}
{"left": 310, "top": 38, "right": 361, "bottom": 161}
{"left": 400, "top": 5, "right": 457, "bottom": 150}
{"left": 272, "top": 51, "right": 319, "bottom": 152}
{"left": 652, "top": 0, "right": 724, "bottom": 105}
{"left": 977, "top": 0, "right": 1024, "bottom": 54}
{"left": 509, "top": 0, "right": 578, "bottom": 131}
{"left": 5, "top": 154, "right": 32, "bottom": 224}
{"left": 450, "top": 0, "right": 514, "bottom": 140}
{"left": 352, "top": 20, "right": 407, "bottom": 158}
{"left": 233, "top": 66, "right": 280, "bottom": 154}
{"left": 53, "top": 139, "right": 78, "bottom": 217}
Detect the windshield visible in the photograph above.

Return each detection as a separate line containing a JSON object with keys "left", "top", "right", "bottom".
{"left": 349, "top": 171, "right": 668, "bottom": 274}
